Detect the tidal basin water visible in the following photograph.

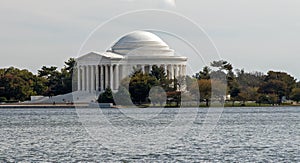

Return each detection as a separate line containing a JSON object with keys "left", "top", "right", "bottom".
{"left": 0, "top": 107, "right": 299, "bottom": 162}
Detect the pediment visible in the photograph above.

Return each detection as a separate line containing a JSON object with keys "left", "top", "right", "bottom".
{"left": 76, "top": 52, "right": 104, "bottom": 61}
{"left": 76, "top": 51, "right": 124, "bottom": 65}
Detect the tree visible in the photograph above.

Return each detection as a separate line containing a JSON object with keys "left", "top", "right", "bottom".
{"left": 194, "top": 66, "right": 211, "bottom": 80}
{"left": 236, "top": 69, "right": 265, "bottom": 88}
{"left": 63, "top": 58, "right": 76, "bottom": 91}
{"left": 229, "top": 82, "right": 240, "bottom": 106}
{"left": 257, "top": 71, "right": 296, "bottom": 104}
{"left": 129, "top": 70, "right": 158, "bottom": 105}
{"left": 296, "top": 81, "right": 300, "bottom": 88}
{"left": 64, "top": 58, "right": 76, "bottom": 76}
{"left": 264, "top": 71, "right": 296, "bottom": 99}
{"left": 238, "top": 87, "right": 259, "bottom": 105}
{"left": 150, "top": 65, "right": 172, "bottom": 91}
{"left": 38, "top": 66, "right": 61, "bottom": 96}
{"left": 97, "top": 87, "right": 115, "bottom": 104}
{"left": 186, "top": 78, "right": 200, "bottom": 105}
{"left": 0, "top": 97, "right": 7, "bottom": 102}
{"left": 258, "top": 79, "right": 287, "bottom": 104}
{"left": 256, "top": 94, "right": 278, "bottom": 106}
{"left": 38, "top": 66, "right": 58, "bottom": 77}
{"left": 37, "top": 58, "right": 75, "bottom": 96}
{"left": 198, "top": 79, "right": 211, "bottom": 106}
{"left": 290, "top": 88, "right": 300, "bottom": 103}
{"left": 32, "top": 75, "right": 48, "bottom": 95}
{"left": 0, "top": 58, "right": 76, "bottom": 102}
{"left": 0, "top": 67, "right": 37, "bottom": 101}
{"left": 211, "top": 60, "right": 233, "bottom": 72}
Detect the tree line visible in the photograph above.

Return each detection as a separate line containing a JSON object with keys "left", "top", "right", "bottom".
{"left": 1, "top": 58, "right": 300, "bottom": 106}
{"left": 99, "top": 60, "right": 300, "bottom": 107}
{"left": 98, "top": 65, "right": 181, "bottom": 107}
{"left": 0, "top": 58, "right": 75, "bottom": 102}
{"left": 189, "top": 60, "right": 300, "bottom": 106}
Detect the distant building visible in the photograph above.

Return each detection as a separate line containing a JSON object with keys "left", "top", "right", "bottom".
{"left": 76, "top": 31, "right": 188, "bottom": 92}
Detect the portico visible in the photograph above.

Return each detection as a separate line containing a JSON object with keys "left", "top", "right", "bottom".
{"left": 76, "top": 31, "right": 188, "bottom": 92}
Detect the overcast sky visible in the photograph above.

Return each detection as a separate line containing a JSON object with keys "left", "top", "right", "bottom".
{"left": 1, "top": 0, "right": 300, "bottom": 79}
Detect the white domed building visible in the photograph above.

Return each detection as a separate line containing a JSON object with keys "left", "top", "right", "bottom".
{"left": 76, "top": 31, "right": 187, "bottom": 92}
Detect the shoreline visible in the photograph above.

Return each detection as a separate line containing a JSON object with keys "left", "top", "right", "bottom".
{"left": 0, "top": 103, "right": 88, "bottom": 109}
{"left": 0, "top": 103, "right": 300, "bottom": 109}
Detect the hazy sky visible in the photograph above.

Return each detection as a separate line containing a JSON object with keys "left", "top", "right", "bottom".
{"left": 1, "top": 0, "right": 300, "bottom": 79}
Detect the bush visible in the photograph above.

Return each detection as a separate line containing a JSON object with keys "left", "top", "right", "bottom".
{"left": 97, "top": 88, "right": 115, "bottom": 104}
{"left": 0, "top": 97, "right": 7, "bottom": 102}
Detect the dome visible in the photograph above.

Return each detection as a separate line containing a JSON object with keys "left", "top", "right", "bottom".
{"left": 109, "top": 31, "right": 174, "bottom": 56}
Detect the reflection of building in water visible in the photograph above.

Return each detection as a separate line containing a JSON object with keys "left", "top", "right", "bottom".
{"left": 76, "top": 31, "right": 187, "bottom": 92}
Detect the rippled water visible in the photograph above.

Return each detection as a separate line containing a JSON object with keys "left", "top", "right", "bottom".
{"left": 0, "top": 107, "right": 299, "bottom": 162}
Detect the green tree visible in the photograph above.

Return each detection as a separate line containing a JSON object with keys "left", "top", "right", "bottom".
{"left": 62, "top": 58, "right": 76, "bottom": 91}
{"left": 264, "top": 71, "right": 296, "bottom": 99}
{"left": 150, "top": 65, "right": 172, "bottom": 91}
{"left": 38, "top": 58, "right": 75, "bottom": 96}
{"left": 38, "top": 66, "right": 60, "bottom": 96}
{"left": 238, "top": 87, "right": 259, "bottom": 105}
{"left": 290, "top": 88, "right": 300, "bottom": 103}
{"left": 32, "top": 75, "right": 48, "bottom": 95}
{"left": 194, "top": 66, "right": 211, "bottom": 80}
{"left": 198, "top": 79, "right": 212, "bottom": 106}
{"left": 258, "top": 80, "right": 287, "bottom": 104}
{"left": 256, "top": 94, "right": 278, "bottom": 106}
{"left": 97, "top": 87, "right": 115, "bottom": 104}
{"left": 0, "top": 67, "right": 37, "bottom": 101}
{"left": 64, "top": 58, "right": 76, "bottom": 76}
{"left": 211, "top": 60, "right": 233, "bottom": 72}
{"left": 229, "top": 83, "right": 240, "bottom": 106}
{"left": 236, "top": 69, "right": 265, "bottom": 88}
{"left": 129, "top": 70, "right": 158, "bottom": 105}
{"left": 0, "top": 97, "right": 7, "bottom": 102}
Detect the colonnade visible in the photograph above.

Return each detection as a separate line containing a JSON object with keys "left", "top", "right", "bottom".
{"left": 77, "top": 64, "right": 186, "bottom": 92}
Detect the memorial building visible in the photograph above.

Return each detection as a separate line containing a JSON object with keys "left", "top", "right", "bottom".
{"left": 76, "top": 31, "right": 187, "bottom": 92}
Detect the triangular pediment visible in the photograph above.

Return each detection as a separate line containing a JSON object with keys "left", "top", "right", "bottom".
{"left": 77, "top": 51, "right": 124, "bottom": 61}
{"left": 76, "top": 51, "right": 124, "bottom": 65}
{"left": 76, "top": 52, "right": 104, "bottom": 61}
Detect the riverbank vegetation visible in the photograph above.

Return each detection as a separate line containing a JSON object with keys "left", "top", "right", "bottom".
{"left": 190, "top": 60, "right": 300, "bottom": 106}
{"left": 98, "top": 60, "right": 300, "bottom": 107}
{"left": 1, "top": 58, "right": 300, "bottom": 107}
{"left": 0, "top": 58, "right": 75, "bottom": 102}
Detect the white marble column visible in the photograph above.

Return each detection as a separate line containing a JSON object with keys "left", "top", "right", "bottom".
{"left": 91, "top": 65, "right": 95, "bottom": 92}
{"left": 115, "top": 64, "right": 119, "bottom": 90}
{"left": 178, "top": 65, "right": 182, "bottom": 77}
{"left": 105, "top": 65, "right": 109, "bottom": 89}
{"left": 95, "top": 65, "right": 99, "bottom": 91}
{"left": 170, "top": 64, "right": 174, "bottom": 79}
{"left": 77, "top": 66, "right": 81, "bottom": 91}
{"left": 82, "top": 66, "right": 86, "bottom": 91}
{"left": 100, "top": 65, "right": 104, "bottom": 91}
{"left": 141, "top": 65, "right": 145, "bottom": 73}
{"left": 174, "top": 65, "right": 178, "bottom": 78}
{"left": 164, "top": 65, "right": 168, "bottom": 78}
{"left": 86, "top": 65, "right": 91, "bottom": 91}
{"left": 119, "top": 65, "right": 124, "bottom": 81}
{"left": 110, "top": 65, "right": 113, "bottom": 88}
{"left": 149, "top": 65, "right": 152, "bottom": 74}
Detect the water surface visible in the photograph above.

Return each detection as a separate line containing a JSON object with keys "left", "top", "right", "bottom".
{"left": 0, "top": 107, "right": 299, "bottom": 162}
